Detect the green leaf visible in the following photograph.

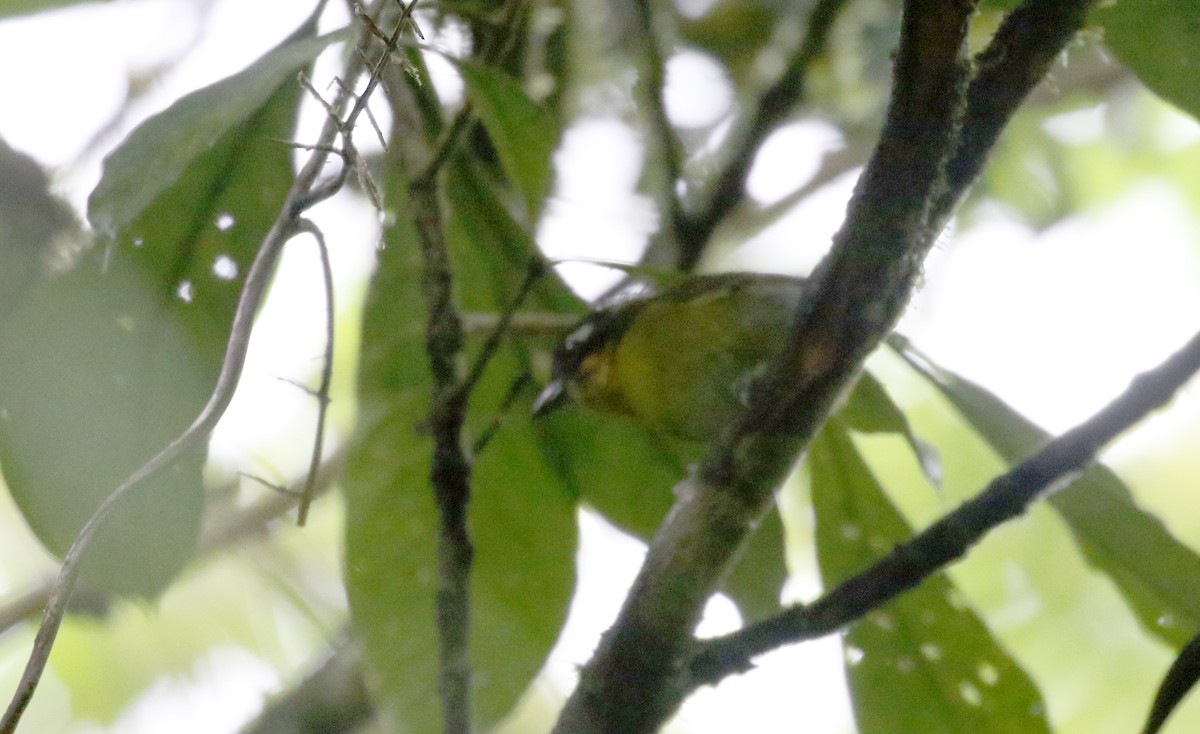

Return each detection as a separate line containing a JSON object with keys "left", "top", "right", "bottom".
{"left": 344, "top": 152, "right": 577, "bottom": 733}
{"left": 0, "top": 0, "right": 111, "bottom": 20}
{"left": 1092, "top": 0, "right": 1200, "bottom": 123}
{"left": 0, "top": 264, "right": 207, "bottom": 596}
{"left": 0, "top": 20, "right": 323, "bottom": 596}
{"left": 458, "top": 61, "right": 557, "bottom": 222}
{"left": 810, "top": 421, "right": 1050, "bottom": 733}
{"left": 88, "top": 28, "right": 344, "bottom": 239}
{"left": 839, "top": 372, "right": 942, "bottom": 489}
{"left": 894, "top": 338, "right": 1200, "bottom": 648}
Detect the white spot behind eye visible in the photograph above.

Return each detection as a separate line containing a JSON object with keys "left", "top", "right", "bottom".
{"left": 177, "top": 280, "right": 193, "bottom": 303}
{"left": 212, "top": 255, "right": 238, "bottom": 280}
{"left": 215, "top": 213, "right": 235, "bottom": 231}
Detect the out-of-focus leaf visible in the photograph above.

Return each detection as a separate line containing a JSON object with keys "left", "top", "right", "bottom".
{"left": 1092, "top": 0, "right": 1200, "bottom": 124}
{"left": 344, "top": 152, "right": 577, "bottom": 733}
{"left": 88, "top": 29, "right": 343, "bottom": 240}
{"left": 810, "top": 421, "right": 1050, "bottom": 733}
{"left": 0, "top": 136, "right": 77, "bottom": 318}
{"left": 893, "top": 337, "right": 1200, "bottom": 648}
{"left": 458, "top": 61, "right": 557, "bottom": 221}
{"left": 839, "top": 372, "right": 942, "bottom": 489}
{"left": 0, "top": 19, "right": 323, "bottom": 596}
{"left": 0, "top": 0, "right": 111, "bottom": 19}
{"left": 1141, "top": 630, "right": 1200, "bottom": 734}
{"left": 0, "top": 263, "right": 207, "bottom": 596}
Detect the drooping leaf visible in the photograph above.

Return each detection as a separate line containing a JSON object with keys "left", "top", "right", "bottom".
{"left": 0, "top": 18, "right": 328, "bottom": 596}
{"left": 810, "top": 421, "right": 1050, "bottom": 733}
{"left": 893, "top": 337, "right": 1200, "bottom": 649}
{"left": 839, "top": 371, "right": 942, "bottom": 489}
{"left": 458, "top": 61, "right": 557, "bottom": 222}
{"left": 1092, "top": 0, "right": 1200, "bottom": 124}
{"left": 344, "top": 151, "right": 577, "bottom": 733}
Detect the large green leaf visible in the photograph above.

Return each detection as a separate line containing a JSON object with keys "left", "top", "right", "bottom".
{"left": 811, "top": 421, "right": 1050, "bottom": 733}
{"left": 344, "top": 153, "right": 577, "bottom": 732}
{"left": 0, "top": 19, "right": 327, "bottom": 596}
{"left": 1092, "top": 0, "right": 1200, "bottom": 124}
{"left": 458, "top": 61, "right": 557, "bottom": 222}
{"left": 894, "top": 339, "right": 1200, "bottom": 649}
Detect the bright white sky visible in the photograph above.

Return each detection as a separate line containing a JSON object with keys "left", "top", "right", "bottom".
{"left": 2, "top": 1, "right": 1199, "bottom": 733}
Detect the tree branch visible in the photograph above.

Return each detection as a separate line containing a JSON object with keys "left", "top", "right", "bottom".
{"left": 690, "top": 326, "right": 1200, "bottom": 682}
{"left": 550, "top": 2, "right": 978, "bottom": 731}
{"left": 932, "top": 0, "right": 1100, "bottom": 227}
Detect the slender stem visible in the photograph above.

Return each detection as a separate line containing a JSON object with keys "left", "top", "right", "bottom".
{"left": 691, "top": 325, "right": 1200, "bottom": 682}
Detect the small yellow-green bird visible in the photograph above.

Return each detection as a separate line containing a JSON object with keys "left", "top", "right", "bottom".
{"left": 533, "top": 272, "right": 807, "bottom": 441}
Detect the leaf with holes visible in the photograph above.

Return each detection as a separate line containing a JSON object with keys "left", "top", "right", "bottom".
{"left": 810, "top": 421, "right": 1050, "bottom": 733}
{"left": 893, "top": 338, "right": 1200, "bottom": 649}
{"left": 0, "top": 18, "right": 330, "bottom": 595}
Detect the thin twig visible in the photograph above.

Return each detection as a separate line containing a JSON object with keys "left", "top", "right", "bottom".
{"left": 0, "top": 3, "right": 415, "bottom": 730}
{"left": 676, "top": 0, "right": 850, "bottom": 270}
{"left": 690, "top": 325, "right": 1200, "bottom": 683}
{"left": 455, "top": 261, "right": 544, "bottom": 401}
{"left": 292, "top": 220, "right": 337, "bottom": 526}
{"left": 0, "top": 450, "right": 345, "bottom": 647}
{"left": 615, "top": 0, "right": 686, "bottom": 256}
{"left": 411, "top": 173, "right": 474, "bottom": 734}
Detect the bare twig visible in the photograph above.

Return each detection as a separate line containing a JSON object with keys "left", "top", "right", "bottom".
{"left": 676, "top": 0, "right": 850, "bottom": 270}
{"left": 410, "top": 172, "right": 474, "bottom": 734}
{"left": 614, "top": 0, "right": 686, "bottom": 256}
{"left": 690, "top": 326, "right": 1200, "bottom": 682}
{"left": 0, "top": 3, "right": 417, "bottom": 730}
{"left": 0, "top": 451, "right": 344, "bottom": 642}
{"left": 291, "top": 220, "right": 337, "bottom": 526}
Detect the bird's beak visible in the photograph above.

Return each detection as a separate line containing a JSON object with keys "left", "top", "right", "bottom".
{"left": 532, "top": 379, "right": 568, "bottom": 418}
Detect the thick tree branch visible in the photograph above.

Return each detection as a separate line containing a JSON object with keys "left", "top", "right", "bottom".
{"left": 932, "top": 0, "right": 1100, "bottom": 226}
{"left": 550, "top": 2, "right": 978, "bottom": 732}
{"left": 690, "top": 326, "right": 1200, "bottom": 682}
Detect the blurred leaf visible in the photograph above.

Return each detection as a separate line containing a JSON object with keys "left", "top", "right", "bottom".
{"left": 893, "top": 338, "right": 1200, "bottom": 648}
{"left": 811, "top": 421, "right": 1051, "bottom": 733}
{"left": 88, "top": 29, "right": 343, "bottom": 239}
{"left": 839, "top": 371, "right": 942, "bottom": 489}
{"left": 536, "top": 378, "right": 789, "bottom": 620}
{"left": 0, "top": 19, "right": 321, "bottom": 596}
{"left": 0, "top": 136, "right": 76, "bottom": 318}
{"left": 344, "top": 152, "right": 576, "bottom": 733}
{"left": 458, "top": 61, "right": 557, "bottom": 222}
{"left": 1142, "top": 630, "right": 1200, "bottom": 734}
{"left": 1092, "top": 0, "right": 1200, "bottom": 124}
{"left": 0, "top": 0, "right": 112, "bottom": 19}
{"left": 0, "top": 264, "right": 207, "bottom": 596}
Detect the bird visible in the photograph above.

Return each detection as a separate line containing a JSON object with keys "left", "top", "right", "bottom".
{"left": 533, "top": 272, "right": 807, "bottom": 441}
